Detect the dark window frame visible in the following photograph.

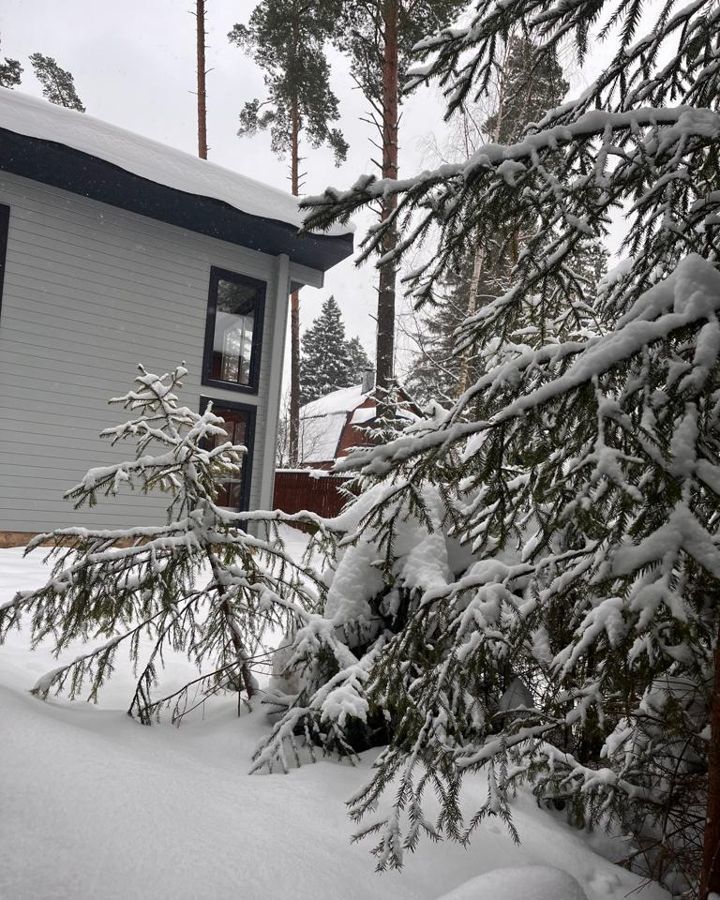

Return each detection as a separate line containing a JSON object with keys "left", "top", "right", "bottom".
{"left": 202, "top": 266, "right": 266, "bottom": 395}
{"left": 200, "top": 396, "right": 256, "bottom": 513}
{"left": 0, "top": 205, "right": 9, "bottom": 322}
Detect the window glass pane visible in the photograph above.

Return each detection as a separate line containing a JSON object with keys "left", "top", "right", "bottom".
{"left": 210, "top": 404, "right": 251, "bottom": 511}
{"left": 211, "top": 278, "right": 260, "bottom": 386}
{"left": 212, "top": 407, "right": 248, "bottom": 450}
{"left": 216, "top": 480, "right": 244, "bottom": 510}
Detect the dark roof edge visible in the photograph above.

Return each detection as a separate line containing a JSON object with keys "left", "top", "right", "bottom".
{"left": 0, "top": 127, "right": 353, "bottom": 273}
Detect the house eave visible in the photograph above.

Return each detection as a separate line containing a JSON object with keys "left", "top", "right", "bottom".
{"left": 0, "top": 127, "right": 353, "bottom": 274}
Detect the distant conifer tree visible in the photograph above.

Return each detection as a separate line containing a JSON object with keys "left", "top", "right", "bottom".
{"left": 407, "top": 36, "right": 607, "bottom": 404}
{"left": 0, "top": 37, "right": 21, "bottom": 88}
{"left": 29, "top": 53, "right": 85, "bottom": 111}
{"left": 345, "top": 336, "right": 373, "bottom": 383}
{"left": 299, "top": 296, "right": 370, "bottom": 405}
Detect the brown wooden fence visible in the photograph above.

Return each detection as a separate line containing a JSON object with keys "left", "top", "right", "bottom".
{"left": 273, "top": 469, "right": 351, "bottom": 519}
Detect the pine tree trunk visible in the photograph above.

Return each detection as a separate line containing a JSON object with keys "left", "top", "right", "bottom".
{"left": 376, "top": 0, "right": 399, "bottom": 394}
{"left": 196, "top": 0, "right": 208, "bottom": 160}
{"left": 288, "top": 95, "right": 301, "bottom": 465}
{"left": 700, "top": 626, "right": 720, "bottom": 899}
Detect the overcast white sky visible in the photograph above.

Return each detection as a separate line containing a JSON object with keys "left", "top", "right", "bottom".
{"left": 1, "top": 1, "right": 615, "bottom": 383}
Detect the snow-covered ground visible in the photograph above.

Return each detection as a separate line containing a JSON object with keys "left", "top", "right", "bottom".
{"left": 0, "top": 535, "right": 670, "bottom": 900}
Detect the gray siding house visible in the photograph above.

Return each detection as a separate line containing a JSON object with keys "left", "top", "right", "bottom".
{"left": 0, "top": 90, "right": 352, "bottom": 544}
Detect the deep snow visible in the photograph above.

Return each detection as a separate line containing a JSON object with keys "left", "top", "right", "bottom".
{"left": 436, "top": 865, "right": 589, "bottom": 900}
{"left": 0, "top": 537, "right": 670, "bottom": 900}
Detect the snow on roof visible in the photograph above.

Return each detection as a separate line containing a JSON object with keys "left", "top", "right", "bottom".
{"left": 298, "top": 382, "right": 418, "bottom": 462}
{"left": 350, "top": 406, "right": 376, "bottom": 426}
{"left": 0, "top": 89, "right": 352, "bottom": 238}
{"left": 299, "top": 383, "right": 373, "bottom": 463}
{"left": 299, "top": 412, "right": 349, "bottom": 463}
{"left": 301, "top": 384, "right": 369, "bottom": 418}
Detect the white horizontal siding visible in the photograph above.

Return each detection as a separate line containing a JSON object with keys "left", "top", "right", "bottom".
{"left": 0, "top": 171, "right": 286, "bottom": 533}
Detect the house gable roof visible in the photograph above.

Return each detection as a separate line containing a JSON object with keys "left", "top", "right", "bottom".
{"left": 299, "top": 383, "right": 420, "bottom": 464}
{"left": 0, "top": 90, "right": 353, "bottom": 272}
{"left": 299, "top": 384, "right": 369, "bottom": 464}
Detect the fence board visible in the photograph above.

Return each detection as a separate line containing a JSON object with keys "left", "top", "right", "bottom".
{"left": 273, "top": 470, "right": 350, "bottom": 520}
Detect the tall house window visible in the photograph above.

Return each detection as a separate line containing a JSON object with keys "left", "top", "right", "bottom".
{"left": 203, "top": 267, "right": 265, "bottom": 393}
{"left": 0, "top": 205, "right": 9, "bottom": 320}
{"left": 201, "top": 398, "right": 255, "bottom": 512}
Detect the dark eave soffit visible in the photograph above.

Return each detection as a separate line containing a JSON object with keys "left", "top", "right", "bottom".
{"left": 0, "top": 127, "right": 353, "bottom": 273}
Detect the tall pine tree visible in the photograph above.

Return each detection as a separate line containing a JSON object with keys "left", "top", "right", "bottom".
{"left": 1, "top": 39, "right": 84, "bottom": 108}
{"left": 230, "top": 0, "right": 348, "bottom": 465}
{"left": 194, "top": 0, "right": 208, "bottom": 158}
{"left": 332, "top": 0, "right": 465, "bottom": 394}
{"left": 29, "top": 53, "right": 85, "bottom": 111}
{"left": 0, "top": 36, "right": 83, "bottom": 105}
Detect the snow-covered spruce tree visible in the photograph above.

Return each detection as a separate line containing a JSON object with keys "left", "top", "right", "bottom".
{"left": 255, "top": 2, "right": 720, "bottom": 895}
{"left": 0, "top": 365, "right": 326, "bottom": 722}
{"left": 346, "top": 336, "right": 373, "bottom": 381}
{"left": 254, "top": 381, "right": 435, "bottom": 767}
{"left": 300, "top": 296, "right": 366, "bottom": 404}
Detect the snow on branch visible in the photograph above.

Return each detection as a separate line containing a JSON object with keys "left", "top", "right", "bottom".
{"left": 0, "top": 365, "right": 327, "bottom": 723}
{"left": 301, "top": 107, "right": 720, "bottom": 322}
{"left": 334, "top": 255, "right": 720, "bottom": 474}
{"left": 406, "top": 0, "right": 719, "bottom": 123}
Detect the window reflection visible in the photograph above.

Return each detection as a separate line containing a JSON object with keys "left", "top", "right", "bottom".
{"left": 207, "top": 273, "right": 263, "bottom": 389}
{"left": 210, "top": 404, "right": 251, "bottom": 510}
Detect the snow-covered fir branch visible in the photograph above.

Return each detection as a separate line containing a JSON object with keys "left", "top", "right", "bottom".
{"left": 0, "top": 366, "right": 326, "bottom": 723}
{"left": 262, "top": 1, "right": 720, "bottom": 891}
